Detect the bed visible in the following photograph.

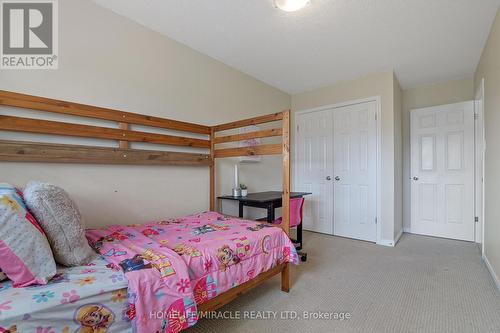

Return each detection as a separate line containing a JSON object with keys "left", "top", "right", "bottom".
{"left": 0, "top": 256, "right": 131, "bottom": 333}
{"left": 0, "top": 212, "right": 297, "bottom": 333}
{"left": 84, "top": 211, "right": 298, "bottom": 332}
{"left": 0, "top": 90, "right": 295, "bottom": 333}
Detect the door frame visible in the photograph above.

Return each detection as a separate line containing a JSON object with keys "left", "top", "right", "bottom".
{"left": 475, "top": 78, "right": 485, "bottom": 251}
{"left": 293, "top": 96, "right": 382, "bottom": 244}
{"left": 408, "top": 100, "right": 482, "bottom": 243}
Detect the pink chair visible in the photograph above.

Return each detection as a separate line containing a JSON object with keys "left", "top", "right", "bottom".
{"left": 273, "top": 197, "right": 307, "bottom": 262}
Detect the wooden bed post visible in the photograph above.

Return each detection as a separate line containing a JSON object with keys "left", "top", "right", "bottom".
{"left": 209, "top": 127, "right": 215, "bottom": 211}
{"left": 281, "top": 110, "right": 290, "bottom": 292}
{"left": 118, "top": 122, "right": 130, "bottom": 149}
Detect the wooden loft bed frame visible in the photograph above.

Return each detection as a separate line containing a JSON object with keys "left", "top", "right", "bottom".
{"left": 0, "top": 90, "right": 291, "bottom": 311}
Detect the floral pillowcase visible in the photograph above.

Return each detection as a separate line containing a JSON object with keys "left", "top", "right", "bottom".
{"left": 0, "top": 183, "right": 57, "bottom": 287}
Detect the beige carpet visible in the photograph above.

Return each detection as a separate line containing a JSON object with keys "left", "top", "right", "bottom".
{"left": 186, "top": 232, "right": 500, "bottom": 333}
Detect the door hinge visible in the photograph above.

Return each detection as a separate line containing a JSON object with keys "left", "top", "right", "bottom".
{"left": 296, "top": 125, "right": 299, "bottom": 132}
{"left": 474, "top": 113, "right": 479, "bottom": 120}
{"left": 375, "top": 217, "right": 378, "bottom": 224}
{"left": 475, "top": 216, "right": 479, "bottom": 223}
{"left": 375, "top": 113, "right": 377, "bottom": 120}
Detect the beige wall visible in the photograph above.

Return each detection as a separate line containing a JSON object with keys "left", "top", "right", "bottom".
{"left": 0, "top": 0, "right": 290, "bottom": 227}
{"left": 475, "top": 8, "right": 500, "bottom": 286}
{"left": 291, "top": 72, "right": 400, "bottom": 244}
{"left": 402, "top": 78, "right": 474, "bottom": 231}
{"left": 393, "top": 74, "right": 403, "bottom": 239}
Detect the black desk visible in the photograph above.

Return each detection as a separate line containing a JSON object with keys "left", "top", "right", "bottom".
{"left": 217, "top": 191, "right": 311, "bottom": 222}
{"left": 218, "top": 191, "right": 311, "bottom": 253}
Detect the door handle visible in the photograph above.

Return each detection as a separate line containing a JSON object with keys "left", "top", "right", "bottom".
{"left": 335, "top": 176, "right": 341, "bottom": 181}
{"left": 413, "top": 176, "right": 419, "bottom": 181}
{"left": 326, "top": 176, "right": 331, "bottom": 181}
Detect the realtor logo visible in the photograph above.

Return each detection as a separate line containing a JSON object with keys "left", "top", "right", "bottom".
{"left": 1, "top": 0, "right": 58, "bottom": 69}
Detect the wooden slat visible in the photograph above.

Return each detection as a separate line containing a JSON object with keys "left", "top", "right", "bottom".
{"left": 212, "top": 112, "right": 284, "bottom": 132}
{"left": 281, "top": 110, "right": 291, "bottom": 293}
{"left": 209, "top": 128, "right": 215, "bottom": 211}
{"left": 213, "top": 128, "right": 282, "bottom": 144}
{"left": 0, "top": 140, "right": 210, "bottom": 166}
{"left": 0, "top": 90, "right": 211, "bottom": 134}
{"left": 118, "top": 122, "right": 129, "bottom": 149}
{"left": 214, "top": 143, "right": 282, "bottom": 158}
{"left": 0, "top": 115, "right": 210, "bottom": 148}
{"left": 197, "top": 264, "right": 286, "bottom": 312}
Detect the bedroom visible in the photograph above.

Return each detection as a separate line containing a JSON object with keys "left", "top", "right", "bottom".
{"left": 0, "top": 0, "right": 499, "bottom": 332}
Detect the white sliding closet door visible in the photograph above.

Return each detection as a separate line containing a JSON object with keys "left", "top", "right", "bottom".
{"left": 333, "top": 102, "right": 377, "bottom": 242}
{"left": 410, "top": 102, "right": 475, "bottom": 241}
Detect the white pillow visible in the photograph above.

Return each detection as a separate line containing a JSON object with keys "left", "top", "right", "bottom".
{"left": 23, "top": 181, "right": 95, "bottom": 267}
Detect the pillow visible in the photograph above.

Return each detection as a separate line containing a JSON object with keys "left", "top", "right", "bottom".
{"left": 23, "top": 181, "right": 95, "bottom": 267}
{"left": 0, "top": 183, "right": 57, "bottom": 287}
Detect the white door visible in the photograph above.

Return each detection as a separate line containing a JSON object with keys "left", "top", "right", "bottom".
{"left": 295, "top": 110, "right": 334, "bottom": 234}
{"left": 333, "top": 102, "right": 377, "bottom": 242}
{"left": 474, "top": 80, "right": 485, "bottom": 246}
{"left": 410, "top": 102, "right": 475, "bottom": 241}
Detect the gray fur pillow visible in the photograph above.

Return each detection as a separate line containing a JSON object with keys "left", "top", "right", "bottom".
{"left": 23, "top": 181, "right": 95, "bottom": 266}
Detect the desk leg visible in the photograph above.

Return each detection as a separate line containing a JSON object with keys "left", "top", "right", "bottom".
{"left": 297, "top": 222, "right": 303, "bottom": 250}
{"left": 267, "top": 203, "right": 275, "bottom": 222}
{"left": 239, "top": 202, "right": 244, "bottom": 218}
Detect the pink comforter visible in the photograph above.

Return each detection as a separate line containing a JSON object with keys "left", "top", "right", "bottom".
{"left": 86, "top": 211, "right": 298, "bottom": 333}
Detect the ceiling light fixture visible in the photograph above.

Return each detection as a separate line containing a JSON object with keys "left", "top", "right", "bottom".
{"left": 274, "top": 0, "right": 310, "bottom": 12}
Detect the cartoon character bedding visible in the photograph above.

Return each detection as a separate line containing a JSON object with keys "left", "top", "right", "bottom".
{"left": 86, "top": 211, "right": 298, "bottom": 333}
{"left": 0, "top": 212, "right": 298, "bottom": 333}
{"left": 0, "top": 256, "right": 131, "bottom": 333}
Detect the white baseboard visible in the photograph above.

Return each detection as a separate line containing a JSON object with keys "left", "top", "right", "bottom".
{"left": 483, "top": 254, "right": 500, "bottom": 291}
{"left": 377, "top": 239, "right": 395, "bottom": 247}
{"left": 394, "top": 229, "right": 404, "bottom": 245}
{"left": 377, "top": 230, "right": 404, "bottom": 247}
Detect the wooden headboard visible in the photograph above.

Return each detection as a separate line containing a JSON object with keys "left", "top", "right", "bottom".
{"left": 0, "top": 90, "right": 211, "bottom": 166}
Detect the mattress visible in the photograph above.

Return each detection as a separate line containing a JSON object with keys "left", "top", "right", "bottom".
{"left": 0, "top": 255, "right": 131, "bottom": 333}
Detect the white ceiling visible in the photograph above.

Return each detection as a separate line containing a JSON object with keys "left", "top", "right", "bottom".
{"left": 93, "top": 0, "right": 500, "bottom": 94}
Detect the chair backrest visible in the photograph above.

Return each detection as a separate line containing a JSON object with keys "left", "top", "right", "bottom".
{"left": 289, "top": 197, "right": 304, "bottom": 228}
